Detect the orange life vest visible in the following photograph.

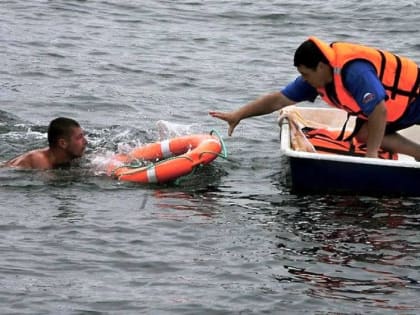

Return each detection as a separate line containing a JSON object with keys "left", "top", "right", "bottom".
{"left": 310, "top": 36, "right": 420, "bottom": 121}
{"left": 303, "top": 128, "right": 398, "bottom": 160}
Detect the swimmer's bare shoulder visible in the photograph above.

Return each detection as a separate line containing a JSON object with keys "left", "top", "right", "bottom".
{"left": 6, "top": 148, "right": 53, "bottom": 170}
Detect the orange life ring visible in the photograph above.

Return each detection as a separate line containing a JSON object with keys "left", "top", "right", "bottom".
{"left": 106, "top": 133, "right": 223, "bottom": 183}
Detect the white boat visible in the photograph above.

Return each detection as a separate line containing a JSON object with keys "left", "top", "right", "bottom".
{"left": 278, "top": 106, "right": 420, "bottom": 196}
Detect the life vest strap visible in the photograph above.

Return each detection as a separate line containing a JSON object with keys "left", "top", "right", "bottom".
{"left": 336, "top": 113, "right": 364, "bottom": 142}
{"left": 377, "top": 50, "right": 386, "bottom": 81}
{"left": 391, "top": 54, "right": 403, "bottom": 99}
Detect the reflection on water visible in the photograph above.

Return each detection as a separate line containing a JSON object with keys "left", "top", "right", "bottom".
{"left": 52, "top": 193, "right": 85, "bottom": 223}
{"left": 281, "top": 266, "right": 418, "bottom": 311}
{"left": 152, "top": 190, "right": 218, "bottom": 220}
{"left": 273, "top": 195, "right": 420, "bottom": 311}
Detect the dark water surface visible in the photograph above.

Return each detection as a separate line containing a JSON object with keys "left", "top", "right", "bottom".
{"left": 1, "top": 1, "right": 419, "bottom": 314}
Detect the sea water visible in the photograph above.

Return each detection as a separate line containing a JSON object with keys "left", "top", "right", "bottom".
{"left": 1, "top": 1, "right": 419, "bottom": 314}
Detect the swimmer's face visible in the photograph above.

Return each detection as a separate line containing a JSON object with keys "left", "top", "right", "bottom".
{"left": 65, "top": 127, "right": 87, "bottom": 158}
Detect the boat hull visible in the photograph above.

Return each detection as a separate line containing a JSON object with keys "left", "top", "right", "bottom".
{"left": 284, "top": 154, "right": 420, "bottom": 196}
{"left": 279, "top": 106, "right": 420, "bottom": 196}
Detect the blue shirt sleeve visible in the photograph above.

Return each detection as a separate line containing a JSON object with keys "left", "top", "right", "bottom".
{"left": 342, "top": 60, "right": 387, "bottom": 116}
{"left": 281, "top": 76, "right": 318, "bottom": 103}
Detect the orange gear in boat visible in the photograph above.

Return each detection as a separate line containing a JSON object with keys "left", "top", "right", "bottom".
{"left": 106, "top": 133, "right": 223, "bottom": 183}
{"left": 304, "top": 128, "right": 398, "bottom": 160}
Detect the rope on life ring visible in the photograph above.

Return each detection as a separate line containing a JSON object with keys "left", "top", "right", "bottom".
{"left": 106, "top": 132, "right": 227, "bottom": 184}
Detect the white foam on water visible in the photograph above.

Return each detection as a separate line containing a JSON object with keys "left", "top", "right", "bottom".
{"left": 156, "top": 120, "right": 201, "bottom": 140}
{"left": 87, "top": 150, "right": 121, "bottom": 176}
